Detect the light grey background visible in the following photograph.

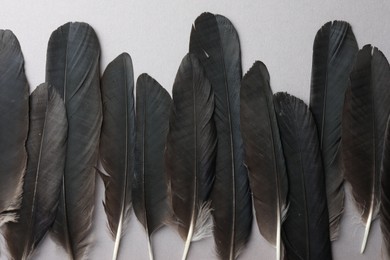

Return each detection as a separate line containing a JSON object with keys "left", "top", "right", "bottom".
{"left": 1, "top": 0, "right": 390, "bottom": 259}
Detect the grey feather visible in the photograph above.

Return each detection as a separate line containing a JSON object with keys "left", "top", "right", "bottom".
{"left": 133, "top": 73, "right": 171, "bottom": 260}
{"left": 99, "top": 53, "right": 135, "bottom": 260}
{"left": 0, "top": 30, "right": 29, "bottom": 226}
{"left": 46, "top": 22, "right": 102, "bottom": 259}
{"left": 4, "top": 83, "right": 67, "bottom": 260}
{"left": 166, "top": 54, "right": 216, "bottom": 260}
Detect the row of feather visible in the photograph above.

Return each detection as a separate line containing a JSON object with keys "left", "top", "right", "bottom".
{"left": 0, "top": 11, "right": 389, "bottom": 260}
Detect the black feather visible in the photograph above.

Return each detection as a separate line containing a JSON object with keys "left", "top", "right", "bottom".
{"left": 99, "top": 53, "right": 135, "bottom": 260}
{"left": 309, "top": 21, "right": 358, "bottom": 240}
{"left": 0, "top": 30, "right": 29, "bottom": 226}
{"left": 133, "top": 73, "right": 171, "bottom": 260}
{"left": 240, "top": 61, "right": 288, "bottom": 260}
{"left": 166, "top": 54, "right": 216, "bottom": 260}
{"left": 274, "top": 92, "right": 332, "bottom": 260}
{"left": 190, "top": 12, "right": 252, "bottom": 260}
{"left": 46, "top": 22, "right": 102, "bottom": 259}
{"left": 342, "top": 44, "right": 390, "bottom": 253}
{"left": 4, "top": 84, "right": 67, "bottom": 260}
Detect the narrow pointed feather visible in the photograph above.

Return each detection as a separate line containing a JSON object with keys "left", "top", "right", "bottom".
{"left": 240, "top": 61, "right": 288, "bottom": 260}
{"left": 190, "top": 12, "right": 252, "bottom": 260}
{"left": 309, "top": 21, "right": 358, "bottom": 240}
{"left": 381, "top": 116, "right": 390, "bottom": 259}
{"left": 46, "top": 22, "right": 102, "bottom": 259}
{"left": 4, "top": 84, "right": 67, "bottom": 260}
{"left": 133, "top": 73, "right": 171, "bottom": 260}
{"left": 99, "top": 53, "right": 135, "bottom": 260}
{"left": 165, "top": 54, "right": 216, "bottom": 260}
{"left": 274, "top": 93, "right": 332, "bottom": 260}
{"left": 342, "top": 44, "right": 390, "bottom": 253}
{"left": 0, "top": 30, "right": 29, "bottom": 226}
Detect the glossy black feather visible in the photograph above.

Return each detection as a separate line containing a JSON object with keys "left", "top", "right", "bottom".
{"left": 309, "top": 21, "right": 358, "bottom": 240}
{"left": 190, "top": 12, "right": 252, "bottom": 260}
{"left": 240, "top": 61, "right": 288, "bottom": 260}
{"left": 166, "top": 54, "right": 216, "bottom": 259}
{"left": 133, "top": 73, "right": 171, "bottom": 259}
{"left": 5, "top": 84, "right": 67, "bottom": 260}
{"left": 0, "top": 30, "right": 29, "bottom": 226}
{"left": 274, "top": 93, "right": 332, "bottom": 260}
{"left": 46, "top": 22, "right": 102, "bottom": 259}
{"left": 381, "top": 116, "right": 390, "bottom": 259}
{"left": 342, "top": 45, "right": 390, "bottom": 253}
{"left": 99, "top": 53, "right": 135, "bottom": 260}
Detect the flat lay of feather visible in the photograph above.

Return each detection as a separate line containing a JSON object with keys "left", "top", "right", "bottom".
{"left": 0, "top": 7, "right": 388, "bottom": 260}
{"left": 309, "top": 21, "right": 358, "bottom": 241}
{"left": 190, "top": 12, "right": 252, "bottom": 260}
{"left": 4, "top": 83, "right": 67, "bottom": 260}
{"left": 0, "top": 30, "right": 29, "bottom": 226}
{"left": 165, "top": 54, "right": 216, "bottom": 260}
{"left": 133, "top": 73, "right": 171, "bottom": 260}
{"left": 381, "top": 116, "right": 390, "bottom": 260}
{"left": 342, "top": 44, "right": 390, "bottom": 253}
{"left": 274, "top": 92, "right": 332, "bottom": 260}
{"left": 46, "top": 22, "right": 102, "bottom": 259}
{"left": 99, "top": 53, "right": 135, "bottom": 260}
{"left": 240, "top": 61, "right": 288, "bottom": 260}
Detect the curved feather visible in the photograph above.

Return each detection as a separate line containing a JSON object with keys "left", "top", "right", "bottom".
{"left": 100, "top": 53, "right": 135, "bottom": 260}
{"left": 189, "top": 12, "right": 252, "bottom": 260}
{"left": 0, "top": 30, "right": 29, "bottom": 226}
{"left": 46, "top": 22, "right": 102, "bottom": 259}
{"left": 133, "top": 73, "right": 171, "bottom": 260}
{"left": 240, "top": 61, "right": 288, "bottom": 260}
{"left": 381, "top": 116, "right": 390, "bottom": 259}
{"left": 4, "top": 84, "right": 67, "bottom": 260}
{"left": 309, "top": 21, "right": 358, "bottom": 240}
{"left": 165, "top": 54, "right": 216, "bottom": 260}
{"left": 274, "top": 93, "right": 332, "bottom": 260}
{"left": 342, "top": 44, "right": 390, "bottom": 253}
